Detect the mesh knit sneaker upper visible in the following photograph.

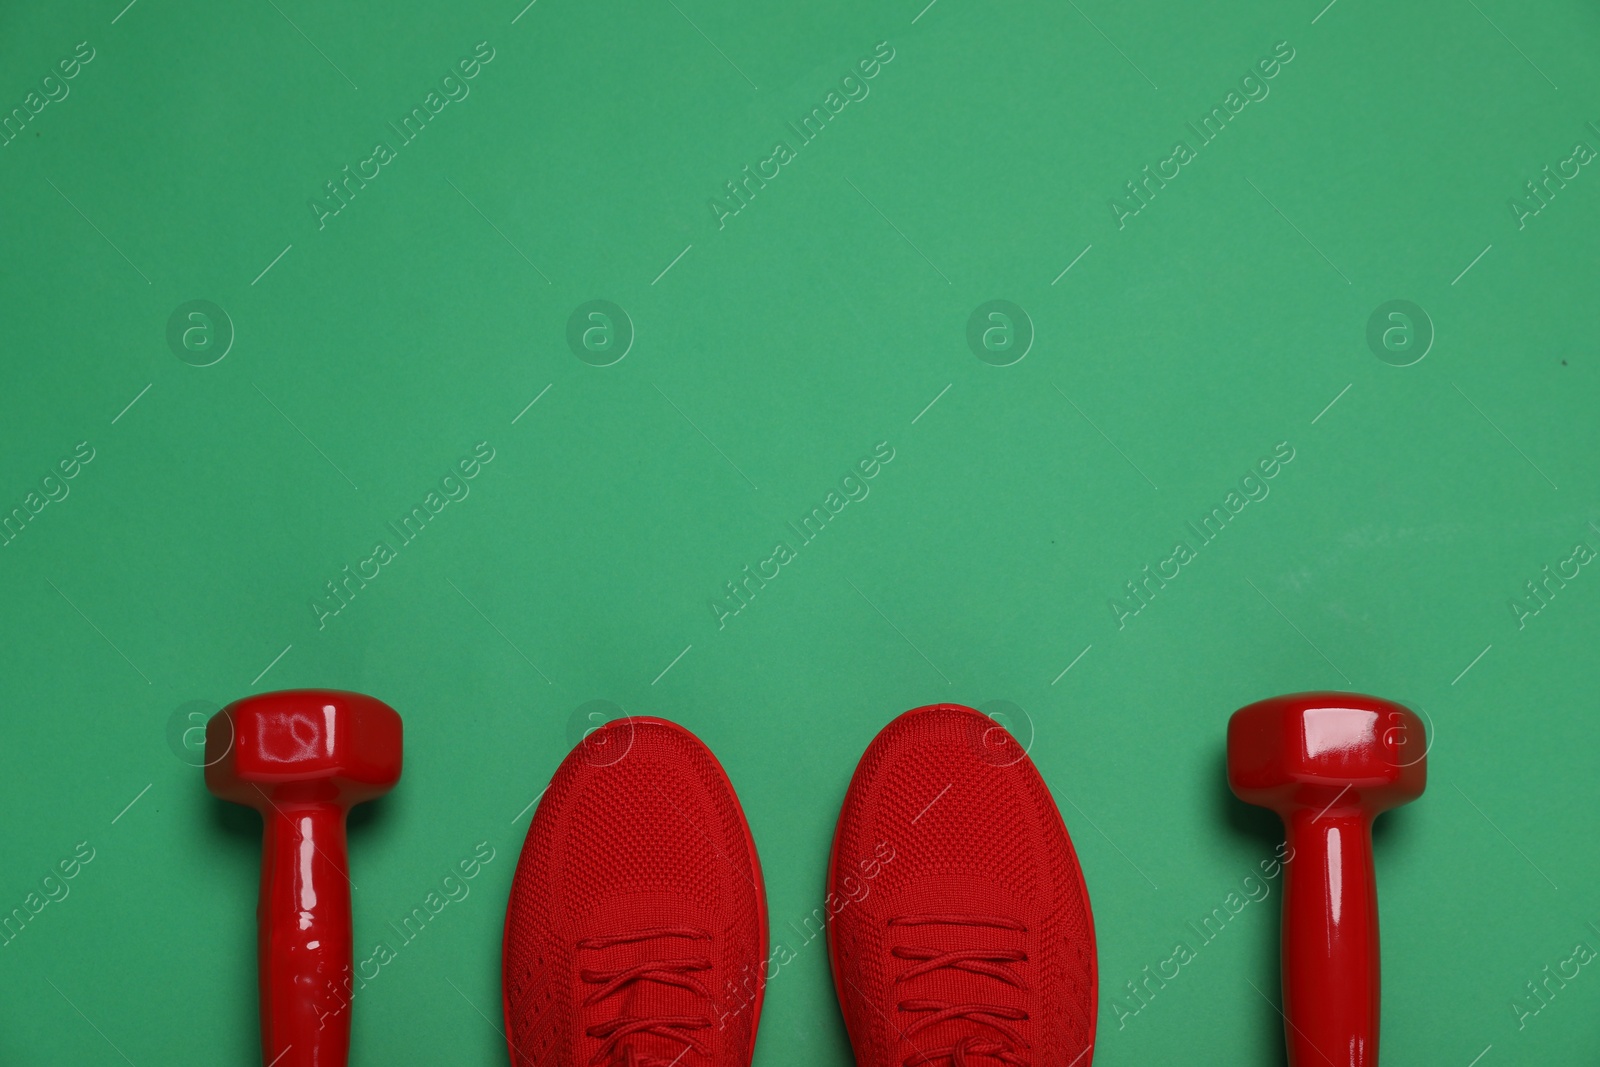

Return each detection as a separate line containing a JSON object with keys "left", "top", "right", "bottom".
{"left": 829, "top": 704, "right": 1097, "bottom": 1067}
{"left": 503, "top": 718, "right": 767, "bottom": 1067}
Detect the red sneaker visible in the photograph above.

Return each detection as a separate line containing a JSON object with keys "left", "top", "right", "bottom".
{"left": 828, "top": 704, "right": 1097, "bottom": 1067}
{"left": 503, "top": 717, "right": 767, "bottom": 1067}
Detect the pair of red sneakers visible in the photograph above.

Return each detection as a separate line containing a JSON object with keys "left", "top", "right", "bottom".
{"left": 503, "top": 705, "right": 1098, "bottom": 1067}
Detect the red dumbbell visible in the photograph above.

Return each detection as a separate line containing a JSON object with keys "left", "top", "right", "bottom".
{"left": 206, "top": 689, "right": 403, "bottom": 1067}
{"left": 1227, "top": 692, "right": 1425, "bottom": 1067}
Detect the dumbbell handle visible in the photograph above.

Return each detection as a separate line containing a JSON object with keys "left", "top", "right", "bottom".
{"left": 1280, "top": 807, "right": 1380, "bottom": 1067}
{"left": 258, "top": 803, "right": 352, "bottom": 1067}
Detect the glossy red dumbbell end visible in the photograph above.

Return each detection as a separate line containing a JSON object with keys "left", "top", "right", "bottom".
{"left": 206, "top": 689, "right": 402, "bottom": 1067}
{"left": 1228, "top": 692, "right": 1425, "bottom": 1067}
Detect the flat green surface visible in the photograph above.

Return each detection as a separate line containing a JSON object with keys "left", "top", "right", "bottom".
{"left": 3, "top": 0, "right": 1599, "bottom": 1063}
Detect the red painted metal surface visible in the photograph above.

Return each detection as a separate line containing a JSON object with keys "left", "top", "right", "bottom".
{"left": 206, "top": 689, "right": 403, "bottom": 1067}
{"left": 1228, "top": 692, "right": 1426, "bottom": 1067}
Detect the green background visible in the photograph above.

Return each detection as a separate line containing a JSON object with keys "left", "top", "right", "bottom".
{"left": 2, "top": 0, "right": 1598, "bottom": 1062}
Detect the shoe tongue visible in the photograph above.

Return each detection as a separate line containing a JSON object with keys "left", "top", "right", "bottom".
{"left": 883, "top": 876, "right": 1030, "bottom": 1064}
{"left": 614, "top": 958, "right": 695, "bottom": 1066}
{"left": 586, "top": 893, "right": 716, "bottom": 1067}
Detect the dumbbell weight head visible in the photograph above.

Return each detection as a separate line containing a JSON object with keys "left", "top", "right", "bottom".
{"left": 206, "top": 689, "right": 402, "bottom": 1067}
